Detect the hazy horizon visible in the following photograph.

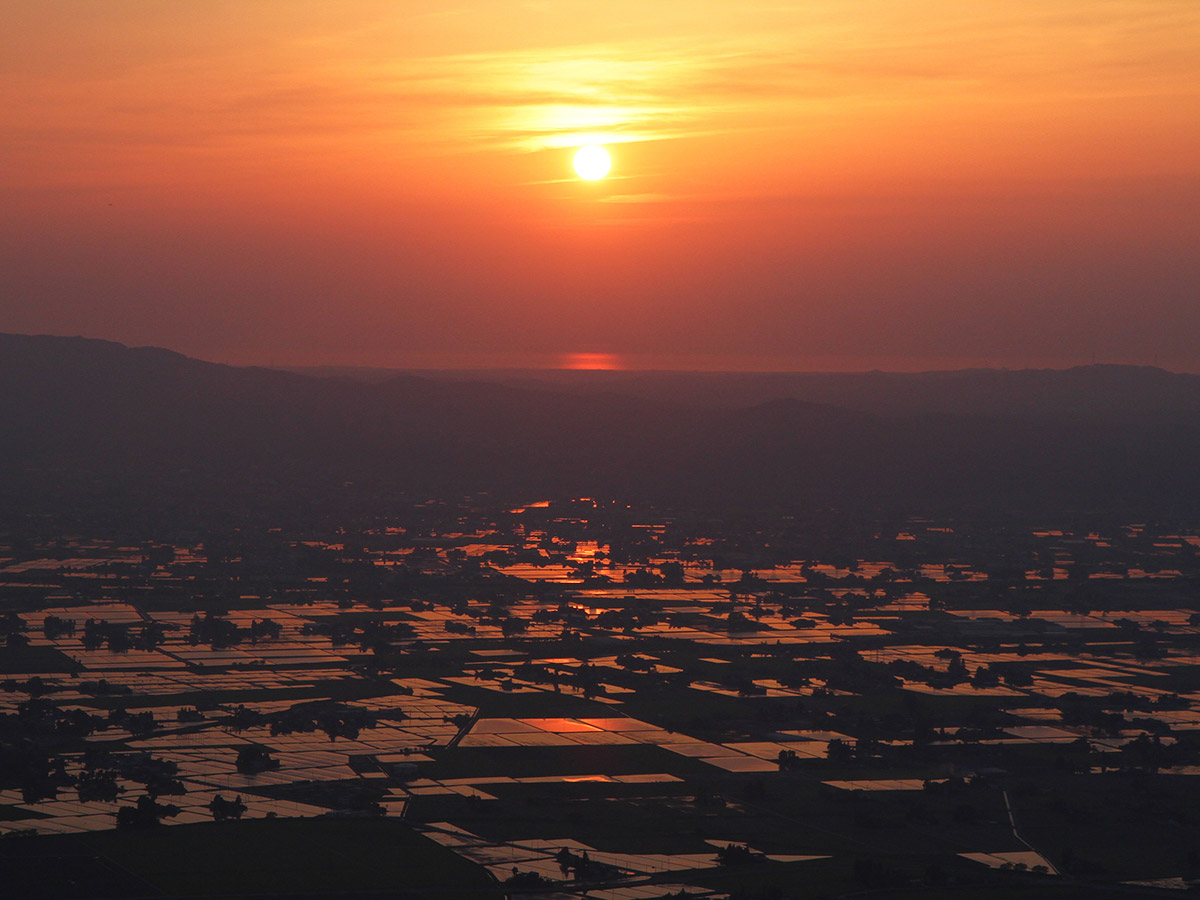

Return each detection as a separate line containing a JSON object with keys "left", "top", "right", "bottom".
{"left": 9, "top": 330, "right": 1200, "bottom": 376}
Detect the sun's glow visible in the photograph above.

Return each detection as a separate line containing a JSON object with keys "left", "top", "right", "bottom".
{"left": 562, "top": 352, "right": 622, "bottom": 370}
{"left": 573, "top": 145, "right": 611, "bottom": 180}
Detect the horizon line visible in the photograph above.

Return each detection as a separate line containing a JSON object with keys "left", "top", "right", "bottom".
{"left": 3, "top": 332, "right": 1197, "bottom": 377}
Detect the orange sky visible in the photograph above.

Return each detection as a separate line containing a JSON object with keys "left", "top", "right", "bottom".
{"left": 2, "top": 1, "right": 1198, "bottom": 370}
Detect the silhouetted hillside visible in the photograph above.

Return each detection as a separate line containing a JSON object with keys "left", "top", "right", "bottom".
{"left": 380, "top": 365, "right": 1200, "bottom": 422}
{"left": 4, "top": 334, "right": 1200, "bottom": 526}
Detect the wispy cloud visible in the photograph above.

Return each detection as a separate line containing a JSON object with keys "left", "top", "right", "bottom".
{"left": 294, "top": 3, "right": 1200, "bottom": 154}
{"left": 3, "top": 1, "right": 1197, "bottom": 178}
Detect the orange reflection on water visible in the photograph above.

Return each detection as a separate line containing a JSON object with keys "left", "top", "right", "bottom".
{"left": 562, "top": 352, "right": 622, "bottom": 370}
{"left": 520, "top": 717, "right": 602, "bottom": 732}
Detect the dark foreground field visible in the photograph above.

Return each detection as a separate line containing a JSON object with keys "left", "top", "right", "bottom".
{"left": 0, "top": 818, "right": 503, "bottom": 899}
{"left": 0, "top": 817, "right": 1182, "bottom": 900}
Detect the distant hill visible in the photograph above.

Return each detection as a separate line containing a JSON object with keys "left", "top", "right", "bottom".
{"left": 4, "top": 333, "right": 1200, "bottom": 525}
{"left": 302, "top": 364, "right": 1200, "bottom": 422}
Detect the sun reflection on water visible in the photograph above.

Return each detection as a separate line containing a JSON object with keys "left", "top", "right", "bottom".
{"left": 561, "top": 352, "right": 623, "bottom": 370}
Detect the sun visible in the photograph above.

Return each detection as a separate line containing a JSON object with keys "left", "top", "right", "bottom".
{"left": 573, "top": 145, "right": 611, "bottom": 181}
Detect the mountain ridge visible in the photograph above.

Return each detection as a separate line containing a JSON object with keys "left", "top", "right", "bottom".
{"left": 3, "top": 333, "right": 1198, "bottom": 524}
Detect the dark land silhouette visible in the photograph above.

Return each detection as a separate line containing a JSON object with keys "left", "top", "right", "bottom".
{"left": 3, "top": 333, "right": 1200, "bottom": 529}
